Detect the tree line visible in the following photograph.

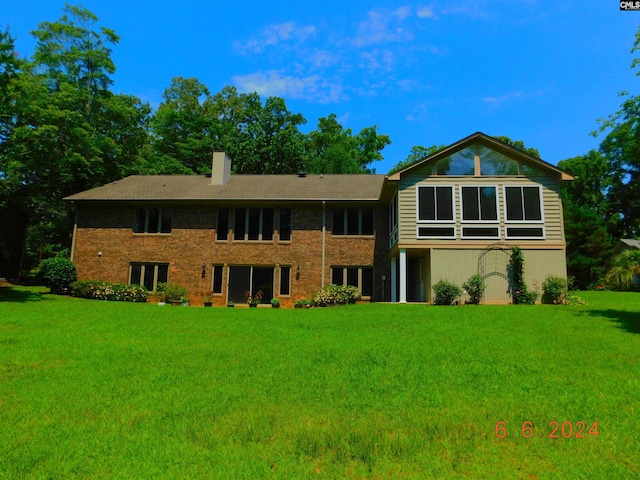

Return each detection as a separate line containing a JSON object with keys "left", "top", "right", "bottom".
{"left": 0, "top": 5, "right": 390, "bottom": 272}
{"left": 1, "top": 4, "right": 639, "bottom": 289}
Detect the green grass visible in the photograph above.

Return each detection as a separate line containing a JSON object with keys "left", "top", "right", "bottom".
{"left": 1, "top": 286, "right": 639, "bottom": 479}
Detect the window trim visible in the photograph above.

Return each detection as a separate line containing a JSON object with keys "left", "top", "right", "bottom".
{"left": 459, "top": 185, "right": 499, "bottom": 224}
{"left": 331, "top": 266, "right": 374, "bottom": 298}
{"left": 502, "top": 185, "right": 544, "bottom": 224}
{"left": 416, "top": 185, "right": 456, "bottom": 224}
{"left": 279, "top": 266, "right": 291, "bottom": 297}
{"left": 129, "top": 262, "right": 169, "bottom": 292}
{"left": 460, "top": 225, "right": 501, "bottom": 240}
{"left": 211, "top": 265, "right": 224, "bottom": 295}
{"left": 133, "top": 207, "right": 172, "bottom": 235}
{"left": 505, "top": 226, "right": 546, "bottom": 240}
{"left": 332, "top": 207, "right": 375, "bottom": 236}
{"left": 416, "top": 225, "right": 457, "bottom": 240}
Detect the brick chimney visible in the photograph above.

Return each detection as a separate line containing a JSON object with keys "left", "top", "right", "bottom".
{"left": 211, "top": 152, "right": 231, "bottom": 185}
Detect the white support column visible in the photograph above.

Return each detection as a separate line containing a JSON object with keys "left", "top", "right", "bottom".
{"left": 399, "top": 248, "right": 407, "bottom": 303}
{"left": 391, "top": 256, "right": 397, "bottom": 303}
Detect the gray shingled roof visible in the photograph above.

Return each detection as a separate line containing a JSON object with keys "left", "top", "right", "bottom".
{"left": 64, "top": 174, "right": 388, "bottom": 202}
{"left": 619, "top": 238, "right": 640, "bottom": 250}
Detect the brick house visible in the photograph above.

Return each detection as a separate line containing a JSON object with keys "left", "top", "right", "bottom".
{"left": 66, "top": 152, "right": 394, "bottom": 307}
{"left": 65, "top": 132, "right": 574, "bottom": 305}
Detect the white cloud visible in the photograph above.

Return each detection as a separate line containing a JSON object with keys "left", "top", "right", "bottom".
{"left": 482, "top": 91, "right": 523, "bottom": 104}
{"left": 352, "top": 7, "right": 415, "bottom": 47}
{"left": 359, "top": 49, "right": 395, "bottom": 72}
{"left": 234, "top": 22, "right": 317, "bottom": 54}
{"left": 417, "top": 7, "right": 434, "bottom": 18}
{"left": 232, "top": 70, "right": 344, "bottom": 103}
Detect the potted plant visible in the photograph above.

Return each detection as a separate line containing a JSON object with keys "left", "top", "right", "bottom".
{"left": 203, "top": 291, "right": 213, "bottom": 307}
{"left": 180, "top": 295, "right": 189, "bottom": 307}
{"left": 156, "top": 282, "right": 167, "bottom": 306}
{"left": 245, "top": 290, "right": 263, "bottom": 307}
{"left": 270, "top": 297, "right": 281, "bottom": 308}
{"left": 295, "top": 297, "right": 311, "bottom": 309}
{"left": 227, "top": 301, "right": 234, "bottom": 308}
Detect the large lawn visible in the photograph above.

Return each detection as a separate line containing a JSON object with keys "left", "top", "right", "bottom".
{"left": 1, "top": 286, "right": 639, "bottom": 479}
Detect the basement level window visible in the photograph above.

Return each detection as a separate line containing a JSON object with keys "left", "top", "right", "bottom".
{"left": 134, "top": 208, "right": 171, "bottom": 234}
{"left": 130, "top": 263, "right": 168, "bottom": 291}
{"left": 331, "top": 266, "right": 373, "bottom": 297}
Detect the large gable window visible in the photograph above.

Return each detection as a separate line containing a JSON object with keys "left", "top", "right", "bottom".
{"left": 435, "top": 147, "right": 475, "bottom": 175}
{"left": 478, "top": 146, "right": 519, "bottom": 175}
{"left": 134, "top": 208, "right": 171, "bottom": 234}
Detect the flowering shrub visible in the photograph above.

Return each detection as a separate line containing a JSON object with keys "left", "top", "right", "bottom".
{"left": 71, "top": 280, "right": 148, "bottom": 302}
{"left": 245, "top": 290, "right": 264, "bottom": 305}
{"left": 312, "top": 284, "right": 361, "bottom": 306}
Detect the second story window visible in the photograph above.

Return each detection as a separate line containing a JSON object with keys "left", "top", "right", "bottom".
{"left": 504, "top": 186, "right": 542, "bottom": 222}
{"left": 234, "top": 208, "right": 274, "bottom": 241}
{"left": 417, "top": 186, "right": 454, "bottom": 222}
{"left": 134, "top": 208, "right": 171, "bottom": 234}
{"left": 333, "top": 208, "right": 374, "bottom": 235}
{"left": 461, "top": 186, "right": 498, "bottom": 222}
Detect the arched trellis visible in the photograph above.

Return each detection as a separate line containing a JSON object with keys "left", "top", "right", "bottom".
{"left": 478, "top": 242, "right": 514, "bottom": 302}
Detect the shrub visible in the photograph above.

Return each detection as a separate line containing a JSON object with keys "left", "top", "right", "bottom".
{"left": 156, "top": 282, "right": 188, "bottom": 302}
{"left": 509, "top": 247, "right": 538, "bottom": 304}
{"left": 70, "top": 280, "right": 148, "bottom": 302}
{"left": 462, "top": 274, "right": 486, "bottom": 305}
{"left": 312, "top": 284, "right": 361, "bottom": 307}
{"left": 542, "top": 276, "right": 568, "bottom": 304}
{"left": 38, "top": 257, "right": 77, "bottom": 294}
{"left": 432, "top": 280, "right": 462, "bottom": 305}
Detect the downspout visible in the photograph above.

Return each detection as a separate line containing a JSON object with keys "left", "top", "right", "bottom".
{"left": 70, "top": 205, "right": 78, "bottom": 262}
{"left": 322, "top": 200, "right": 326, "bottom": 287}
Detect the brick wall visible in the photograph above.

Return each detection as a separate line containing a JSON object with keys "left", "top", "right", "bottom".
{"left": 72, "top": 203, "right": 390, "bottom": 307}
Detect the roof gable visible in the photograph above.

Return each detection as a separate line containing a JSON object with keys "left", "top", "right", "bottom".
{"left": 388, "top": 132, "right": 574, "bottom": 181}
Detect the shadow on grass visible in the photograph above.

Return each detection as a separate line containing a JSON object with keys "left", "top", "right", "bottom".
{"left": 581, "top": 309, "right": 640, "bottom": 335}
{"left": 0, "top": 286, "right": 50, "bottom": 303}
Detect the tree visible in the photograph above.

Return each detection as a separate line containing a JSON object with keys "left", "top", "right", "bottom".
{"left": 0, "top": 4, "right": 151, "bottom": 267}
{"left": 493, "top": 135, "right": 541, "bottom": 158}
{"left": 304, "top": 113, "right": 390, "bottom": 174}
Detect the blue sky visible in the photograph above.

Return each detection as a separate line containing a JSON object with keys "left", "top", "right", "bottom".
{"left": 2, "top": 1, "right": 639, "bottom": 173}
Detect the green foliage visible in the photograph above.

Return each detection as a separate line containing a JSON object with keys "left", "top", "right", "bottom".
{"left": 156, "top": 282, "right": 188, "bottom": 302}
{"left": 492, "top": 135, "right": 541, "bottom": 158}
{"left": 542, "top": 276, "right": 568, "bottom": 304}
{"left": 37, "top": 256, "right": 77, "bottom": 294}
{"left": 462, "top": 274, "right": 486, "bottom": 305}
{"left": 432, "top": 279, "right": 462, "bottom": 305}
{"left": 509, "top": 247, "right": 538, "bottom": 304}
{"left": 270, "top": 297, "right": 280, "bottom": 306}
{"left": 312, "top": 284, "right": 361, "bottom": 306}
{"left": 70, "top": 279, "right": 147, "bottom": 302}
{"left": 605, "top": 250, "right": 640, "bottom": 290}
{"left": 304, "top": 113, "right": 390, "bottom": 174}
{"left": 1, "top": 286, "right": 640, "bottom": 477}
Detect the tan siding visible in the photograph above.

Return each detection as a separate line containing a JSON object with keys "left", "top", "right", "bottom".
{"left": 397, "top": 174, "right": 565, "bottom": 246}
{"left": 428, "top": 248, "right": 566, "bottom": 304}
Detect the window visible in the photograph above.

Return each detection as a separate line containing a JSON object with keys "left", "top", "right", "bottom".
{"left": 279, "top": 266, "right": 291, "bottom": 296}
{"left": 130, "top": 263, "right": 168, "bottom": 291}
{"left": 417, "top": 226, "right": 456, "bottom": 239}
{"left": 478, "top": 146, "right": 519, "bottom": 175}
{"left": 333, "top": 208, "right": 374, "bottom": 235}
{"left": 435, "top": 147, "right": 475, "bottom": 175}
{"left": 279, "top": 208, "right": 292, "bottom": 241}
{"left": 461, "top": 186, "right": 498, "bottom": 222}
{"left": 227, "top": 266, "right": 274, "bottom": 304}
{"left": 212, "top": 265, "right": 223, "bottom": 294}
{"left": 234, "top": 208, "right": 275, "bottom": 241}
{"left": 417, "top": 186, "right": 454, "bottom": 222}
{"left": 217, "top": 208, "right": 229, "bottom": 241}
{"left": 331, "top": 267, "right": 373, "bottom": 297}
{"left": 504, "top": 186, "right": 542, "bottom": 222}
{"left": 134, "top": 208, "right": 171, "bottom": 234}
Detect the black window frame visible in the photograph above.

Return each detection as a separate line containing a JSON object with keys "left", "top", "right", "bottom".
{"left": 417, "top": 186, "right": 455, "bottom": 223}
{"left": 133, "top": 207, "right": 172, "bottom": 234}
{"left": 331, "top": 266, "right": 374, "bottom": 298}
{"left": 332, "top": 207, "right": 375, "bottom": 236}
{"left": 130, "top": 263, "right": 169, "bottom": 291}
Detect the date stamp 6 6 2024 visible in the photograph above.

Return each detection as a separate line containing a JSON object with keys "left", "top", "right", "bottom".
{"left": 495, "top": 421, "right": 599, "bottom": 439}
